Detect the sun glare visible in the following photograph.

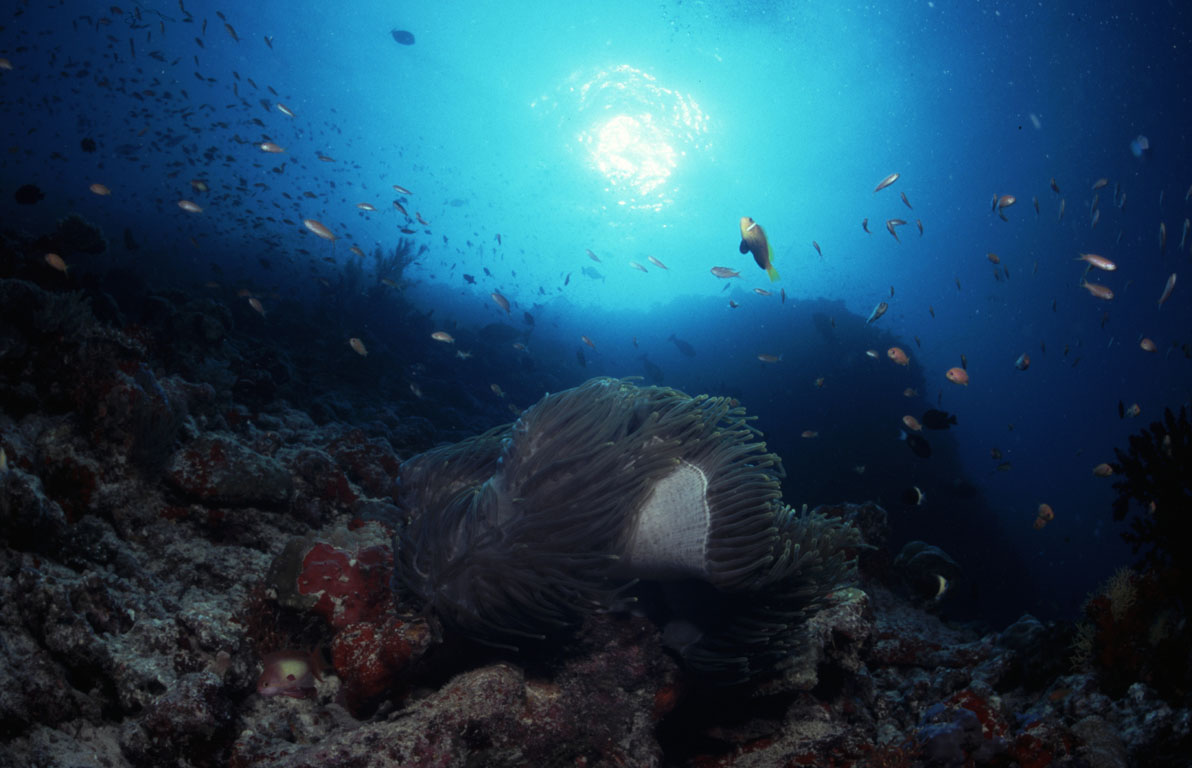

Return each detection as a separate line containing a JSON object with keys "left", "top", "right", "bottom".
{"left": 543, "top": 64, "right": 708, "bottom": 211}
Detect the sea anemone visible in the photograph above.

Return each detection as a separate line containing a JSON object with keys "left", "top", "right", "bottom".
{"left": 393, "top": 377, "right": 860, "bottom": 680}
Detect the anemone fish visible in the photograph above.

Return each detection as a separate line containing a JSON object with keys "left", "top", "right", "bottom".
{"left": 739, "top": 217, "right": 779, "bottom": 282}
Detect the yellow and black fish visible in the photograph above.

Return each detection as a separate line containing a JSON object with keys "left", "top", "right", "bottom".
{"left": 739, "top": 217, "right": 779, "bottom": 282}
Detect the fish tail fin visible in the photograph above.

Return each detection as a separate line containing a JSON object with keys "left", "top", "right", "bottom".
{"left": 766, "top": 262, "right": 780, "bottom": 283}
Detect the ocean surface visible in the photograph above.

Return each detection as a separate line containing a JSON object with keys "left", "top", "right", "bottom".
{"left": 3, "top": 0, "right": 1190, "bottom": 630}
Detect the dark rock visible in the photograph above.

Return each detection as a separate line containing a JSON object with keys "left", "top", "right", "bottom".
{"left": 165, "top": 433, "right": 292, "bottom": 507}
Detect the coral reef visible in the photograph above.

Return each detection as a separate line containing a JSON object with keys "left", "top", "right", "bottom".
{"left": 0, "top": 230, "right": 1190, "bottom": 766}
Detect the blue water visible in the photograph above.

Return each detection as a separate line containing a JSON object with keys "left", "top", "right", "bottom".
{"left": 3, "top": 0, "right": 1190, "bottom": 626}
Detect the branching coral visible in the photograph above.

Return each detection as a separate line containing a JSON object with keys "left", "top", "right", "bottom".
{"left": 372, "top": 238, "right": 419, "bottom": 288}
{"left": 1110, "top": 406, "right": 1192, "bottom": 583}
{"left": 393, "top": 377, "right": 861, "bottom": 681}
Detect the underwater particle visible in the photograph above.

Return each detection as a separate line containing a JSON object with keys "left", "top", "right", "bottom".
{"left": 431, "top": 331, "right": 454, "bottom": 344}
{"left": 303, "top": 219, "right": 335, "bottom": 240}
{"left": 14, "top": 183, "right": 44, "bottom": 204}
{"left": 44, "top": 253, "right": 68, "bottom": 274}
{"left": 1080, "top": 280, "right": 1114, "bottom": 300}
{"left": 739, "top": 217, "right": 779, "bottom": 282}
{"left": 258, "top": 141, "right": 285, "bottom": 153}
{"left": 757, "top": 353, "right": 781, "bottom": 363}
{"left": 348, "top": 338, "right": 368, "bottom": 356}
{"left": 945, "top": 366, "right": 969, "bottom": 386}
{"left": 1140, "top": 337, "right": 1157, "bottom": 352}
{"left": 1157, "top": 273, "right": 1176, "bottom": 307}
{"left": 1015, "top": 353, "right": 1030, "bottom": 371}
{"left": 80, "top": 137, "right": 96, "bottom": 152}
{"left": 1092, "top": 462, "right": 1114, "bottom": 477}
{"left": 391, "top": 29, "right": 415, "bottom": 45}
{"left": 1076, "top": 252, "right": 1116, "bottom": 271}
{"left": 178, "top": 200, "right": 203, "bottom": 213}
{"left": 902, "top": 414, "right": 923, "bottom": 431}
{"left": 874, "top": 172, "right": 900, "bottom": 192}
{"left": 710, "top": 266, "right": 739, "bottom": 278}
{"left": 866, "top": 301, "right": 888, "bottom": 324}
{"left": 887, "top": 346, "right": 909, "bottom": 366}
{"left": 490, "top": 291, "right": 511, "bottom": 314}
{"left": 89, "top": 182, "right": 111, "bottom": 196}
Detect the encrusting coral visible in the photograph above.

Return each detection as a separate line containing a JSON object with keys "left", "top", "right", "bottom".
{"left": 393, "top": 377, "right": 861, "bottom": 681}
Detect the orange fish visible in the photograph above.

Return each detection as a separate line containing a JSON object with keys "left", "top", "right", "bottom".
{"left": 303, "top": 219, "right": 335, "bottom": 240}
{"left": 1037, "top": 503, "right": 1055, "bottom": 522}
{"left": 987, "top": 252, "right": 1001, "bottom": 264}
{"left": 945, "top": 366, "right": 969, "bottom": 385}
{"left": 1080, "top": 280, "right": 1113, "bottom": 300}
{"left": 1076, "top": 253, "right": 1115, "bottom": 271}
{"left": 902, "top": 414, "right": 923, "bottom": 431}
{"left": 997, "top": 194, "right": 1016, "bottom": 209}
{"left": 874, "top": 172, "right": 900, "bottom": 193}
{"left": 89, "top": 182, "right": 112, "bottom": 196}
{"left": 1158, "top": 273, "right": 1177, "bottom": 308}
{"left": 1092, "top": 463, "right": 1114, "bottom": 477}
{"left": 45, "top": 253, "right": 68, "bottom": 274}
{"left": 800, "top": 430, "right": 819, "bottom": 438}
{"left": 739, "top": 217, "right": 779, "bottom": 281}
{"left": 248, "top": 297, "right": 265, "bottom": 316}
{"left": 348, "top": 337, "right": 368, "bottom": 356}
{"left": 887, "top": 347, "right": 909, "bottom": 366}
{"left": 431, "top": 331, "right": 455, "bottom": 344}
{"left": 1139, "top": 337, "right": 1157, "bottom": 352}
{"left": 258, "top": 142, "right": 285, "bottom": 153}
